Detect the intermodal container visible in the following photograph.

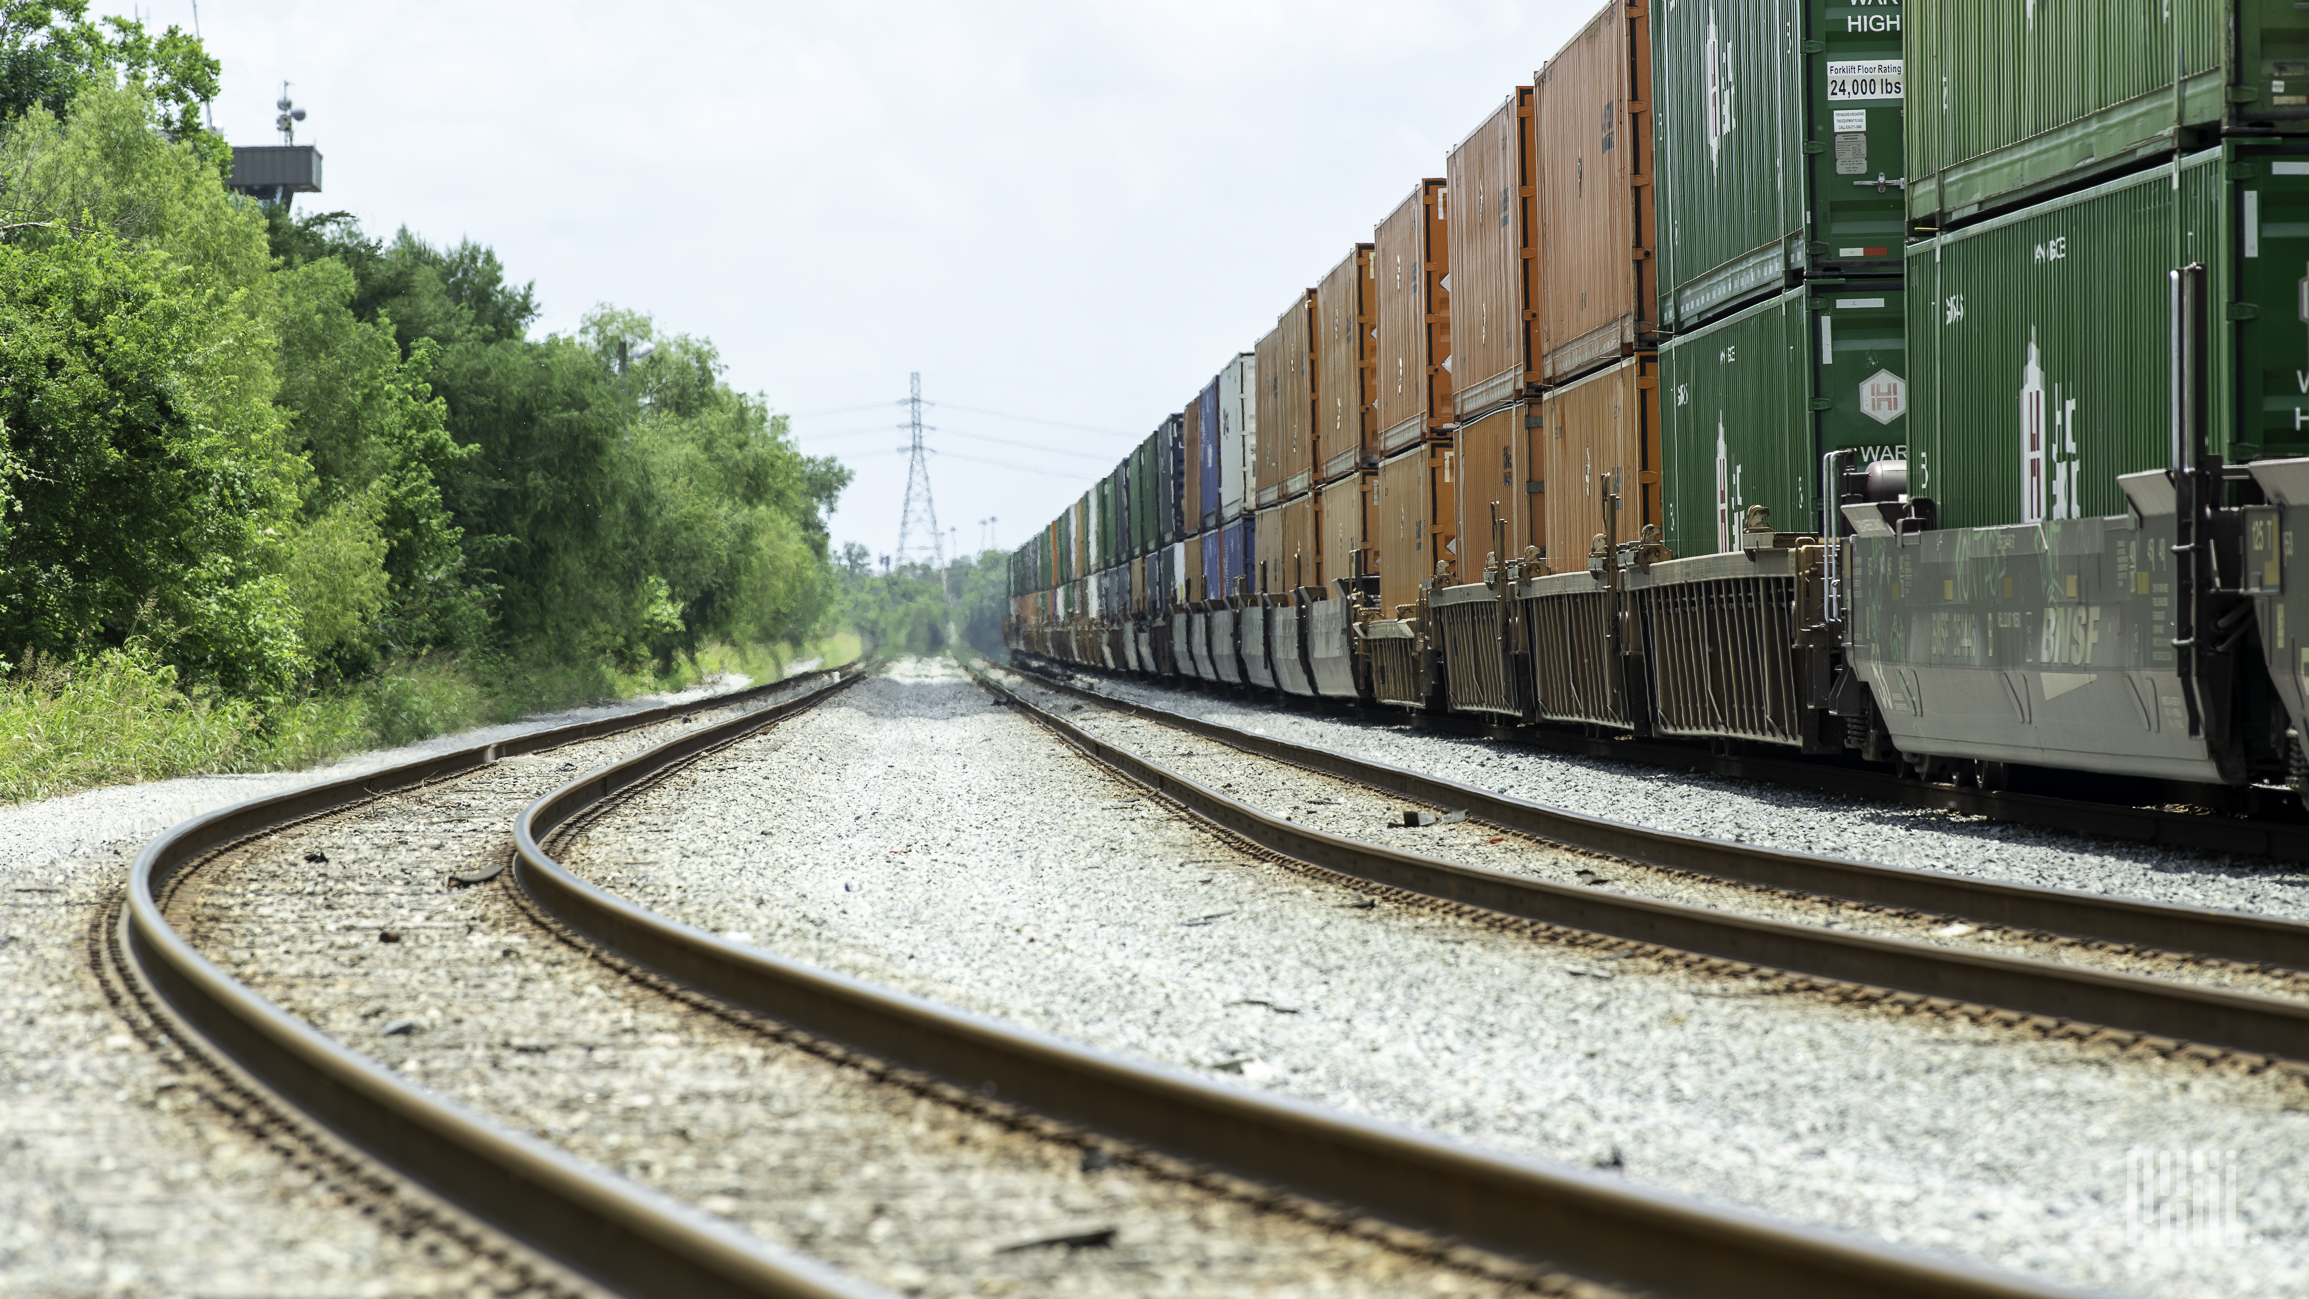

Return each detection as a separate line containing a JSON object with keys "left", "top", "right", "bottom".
{"left": 1201, "top": 518, "right": 1224, "bottom": 598}
{"left": 1536, "top": 0, "right": 1656, "bottom": 384}
{"left": 1255, "top": 500, "right": 1285, "bottom": 593}
{"left": 1538, "top": 354, "right": 1659, "bottom": 569}
{"left": 1317, "top": 243, "right": 1378, "bottom": 482}
{"left": 1374, "top": 180, "right": 1454, "bottom": 456}
{"left": 1219, "top": 351, "right": 1257, "bottom": 520}
{"left": 1651, "top": 0, "right": 1903, "bottom": 331}
{"left": 1221, "top": 516, "right": 1255, "bottom": 596}
{"left": 1905, "top": 143, "right": 2306, "bottom": 532}
{"left": 1184, "top": 534, "right": 1204, "bottom": 603}
{"left": 1196, "top": 378, "right": 1222, "bottom": 529}
{"left": 1319, "top": 474, "right": 1367, "bottom": 587}
{"left": 1279, "top": 492, "right": 1318, "bottom": 592}
{"left": 1658, "top": 280, "right": 1907, "bottom": 558}
{"left": 1131, "top": 434, "right": 1156, "bottom": 556}
{"left": 1183, "top": 398, "right": 1204, "bottom": 540}
{"left": 1255, "top": 292, "right": 1318, "bottom": 504}
{"left": 1107, "top": 469, "right": 1126, "bottom": 565}
{"left": 1446, "top": 87, "right": 1541, "bottom": 419}
{"left": 1908, "top": 3, "right": 2309, "bottom": 230}
{"left": 1455, "top": 400, "right": 1539, "bottom": 568}
{"left": 1158, "top": 413, "right": 1187, "bottom": 543}
{"left": 1374, "top": 443, "right": 1457, "bottom": 619}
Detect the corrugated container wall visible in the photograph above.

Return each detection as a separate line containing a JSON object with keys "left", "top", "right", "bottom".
{"left": 1374, "top": 446, "right": 1444, "bottom": 618}
{"left": 1539, "top": 355, "right": 1658, "bottom": 570}
{"left": 1202, "top": 521, "right": 1223, "bottom": 598}
{"left": 1316, "top": 244, "right": 1378, "bottom": 482}
{"left": 1904, "top": 145, "right": 2281, "bottom": 533}
{"left": 1261, "top": 292, "right": 1317, "bottom": 500}
{"left": 1651, "top": 0, "right": 1903, "bottom": 330}
{"left": 1908, "top": 3, "right": 2309, "bottom": 229}
{"left": 1182, "top": 400, "right": 1203, "bottom": 544}
{"left": 1279, "top": 494, "right": 1318, "bottom": 591}
{"left": 1374, "top": 180, "right": 1454, "bottom": 455}
{"left": 1319, "top": 475, "right": 1366, "bottom": 588}
{"left": 1158, "top": 414, "right": 1186, "bottom": 543}
{"left": 1222, "top": 516, "right": 1255, "bottom": 596}
{"left": 1218, "top": 353, "right": 1255, "bottom": 520}
{"left": 1255, "top": 502, "right": 1284, "bottom": 592}
{"left": 1132, "top": 435, "right": 1155, "bottom": 556}
{"left": 1455, "top": 402, "right": 1537, "bottom": 567}
{"left": 1536, "top": 0, "right": 1655, "bottom": 383}
{"left": 1446, "top": 88, "right": 1540, "bottom": 418}
{"left": 1658, "top": 282, "right": 1906, "bottom": 559}
{"left": 1197, "top": 379, "right": 1222, "bottom": 528}
{"left": 1254, "top": 326, "right": 1287, "bottom": 505}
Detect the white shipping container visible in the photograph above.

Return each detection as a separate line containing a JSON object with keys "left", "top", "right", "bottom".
{"left": 1218, "top": 351, "right": 1258, "bottom": 521}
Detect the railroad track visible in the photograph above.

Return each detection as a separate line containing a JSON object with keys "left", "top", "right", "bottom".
{"left": 116, "top": 653, "right": 2090, "bottom": 1299}
{"left": 989, "top": 658, "right": 2309, "bottom": 1072}
{"left": 1011, "top": 653, "right": 2309, "bottom": 862}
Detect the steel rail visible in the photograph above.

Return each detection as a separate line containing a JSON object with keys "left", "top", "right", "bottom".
{"left": 514, "top": 659, "right": 2093, "bottom": 1299}
{"left": 981, "top": 663, "right": 2309, "bottom": 1066}
{"left": 1006, "top": 660, "right": 2309, "bottom": 972}
{"left": 1022, "top": 651, "right": 2309, "bottom": 861}
{"left": 121, "top": 667, "right": 888, "bottom": 1299}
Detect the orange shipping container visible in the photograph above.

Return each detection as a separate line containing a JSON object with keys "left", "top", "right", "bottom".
{"left": 1375, "top": 180, "right": 1453, "bottom": 456}
{"left": 1184, "top": 534, "right": 1204, "bottom": 602}
{"left": 1536, "top": 1, "right": 1655, "bottom": 384}
{"left": 1255, "top": 292, "right": 1317, "bottom": 506}
{"left": 1278, "top": 493, "right": 1318, "bottom": 593}
{"left": 1318, "top": 474, "right": 1367, "bottom": 590}
{"left": 1456, "top": 401, "right": 1539, "bottom": 570}
{"left": 1445, "top": 87, "right": 1539, "bottom": 421}
{"left": 1182, "top": 394, "right": 1204, "bottom": 538}
{"left": 1539, "top": 355, "right": 1659, "bottom": 570}
{"left": 1373, "top": 444, "right": 1458, "bottom": 618}
{"left": 1316, "top": 244, "right": 1377, "bottom": 484}
{"left": 1254, "top": 501, "right": 1285, "bottom": 594}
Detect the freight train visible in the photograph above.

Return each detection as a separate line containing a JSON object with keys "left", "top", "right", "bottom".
{"left": 1006, "top": 1, "right": 2309, "bottom": 804}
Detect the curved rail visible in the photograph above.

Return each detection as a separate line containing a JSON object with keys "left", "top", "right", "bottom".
{"left": 1005, "top": 660, "right": 2309, "bottom": 972}
{"left": 513, "top": 657, "right": 2087, "bottom": 1299}
{"left": 121, "top": 667, "right": 886, "bottom": 1299}
{"left": 981, "top": 662, "right": 2309, "bottom": 1066}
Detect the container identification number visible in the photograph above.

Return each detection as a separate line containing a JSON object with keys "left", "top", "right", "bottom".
{"left": 1826, "top": 59, "right": 1902, "bottom": 101}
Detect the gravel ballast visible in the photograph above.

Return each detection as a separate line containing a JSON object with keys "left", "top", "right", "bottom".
{"left": 557, "top": 657, "right": 2309, "bottom": 1299}
{"left": 995, "top": 670, "right": 2309, "bottom": 1000}
{"left": 0, "top": 674, "right": 779, "bottom": 1298}
{"left": 177, "top": 679, "right": 1552, "bottom": 1299}
{"left": 1052, "top": 665, "right": 2309, "bottom": 922}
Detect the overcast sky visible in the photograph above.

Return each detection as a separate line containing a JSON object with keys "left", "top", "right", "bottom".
{"left": 123, "top": 1, "right": 1595, "bottom": 564}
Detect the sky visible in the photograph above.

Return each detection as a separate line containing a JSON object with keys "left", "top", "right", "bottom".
{"left": 121, "top": 0, "right": 1597, "bottom": 564}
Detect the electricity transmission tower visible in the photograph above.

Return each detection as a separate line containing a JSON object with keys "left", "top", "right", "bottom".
{"left": 894, "top": 372, "right": 945, "bottom": 572}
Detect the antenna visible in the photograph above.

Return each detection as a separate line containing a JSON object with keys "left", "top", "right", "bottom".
{"left": 894, "top": 372, "right": 946, "bottom": 571}
{"left": 276, "top": 82, "right": 307, "bottom": 145}
{"left": 191, "top": 0, "right": 214, "bottom": 130}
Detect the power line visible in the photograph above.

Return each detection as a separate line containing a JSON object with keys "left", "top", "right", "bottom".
{"left": 926, "top": 401, "right": 1140, "bottom": 438}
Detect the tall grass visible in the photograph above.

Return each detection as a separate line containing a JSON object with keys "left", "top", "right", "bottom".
{"left": 0, "top": 632, "right": 865, "bottom": 805}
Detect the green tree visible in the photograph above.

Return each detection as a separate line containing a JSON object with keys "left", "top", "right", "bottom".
{"left": 0, "top": 82, "right": 304, "bottom": 697}
{"left": 0, "top": 2, "right": 220, "bottom": 145}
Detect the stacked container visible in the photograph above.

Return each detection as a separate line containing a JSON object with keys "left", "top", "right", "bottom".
{"left": 1371, "top": 179, "right": 1459, "bottom": 634}
{"left": 1447, "top": 86, "right": 1542, "bottom": 563}
{"left": 1652, "top": 0, "right": 1906, "bottom": 555}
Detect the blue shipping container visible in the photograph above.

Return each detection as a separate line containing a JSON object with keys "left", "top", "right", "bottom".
{"left": 1198, "top": 380, "right": 1222, "bottom": 527}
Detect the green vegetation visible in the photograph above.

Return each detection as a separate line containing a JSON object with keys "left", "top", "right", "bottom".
{"left": 832, "top": 544, "right": 1010, "bottom": 661}
{"left": 0, "top": 14, "right": 854, "bottom": 800}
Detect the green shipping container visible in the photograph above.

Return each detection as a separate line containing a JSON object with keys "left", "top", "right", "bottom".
{"left": 1908, "top": 2, "right": 2309, "bottom": 230}
{"left": 1904, "top": 143, "right": 2309, "bottom": 533}
{"left": 1652, "top": 0, "right": 1904, "bottom": 332}
{"left": 1660, "top": 282, "right": 1908, "bottom": 557}
{"left": 1132, "top": 435, "right": 1156, "bottom": 557}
